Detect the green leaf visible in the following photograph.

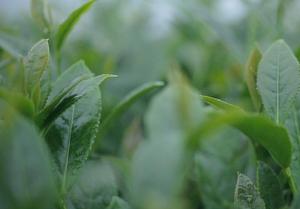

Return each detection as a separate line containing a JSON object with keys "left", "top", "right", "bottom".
{"left": 31, "top": 0, "right": 50, "bottom": 31}
{"left": 257, "top": 40, "right": 300, "bottom": 124}
{"left": 68, "top": 160, "right": 118, "bottom": 209}
{"left": 245, "top": 47, "right": 262, "bottom": 111}
{"left": 37, "top": 61, "right": 115, "bottom": 129}
{"left": 23, "top": 39, "right": 49, "bottom": 98}
{"left": 291, "top": 195, "right": 300, "bottom": 209}
{"left": 195, "top": 128, "right": 255, "bottom": 209}
{"left": 55, "top": 0, "right": 95, "bottom": 51}
{"left": 189, "top": 111, "right": 292, "bottom": 168}
{"left": 98, "top": 81, "right": 164, "bottom": 137}
{"left": 0, "top": 110, "right": 56, "bottom": 209}
{"left": 284, "top": 96, "right": 300, "bottom": 193}
{"left": 45, "top": 61, "right": 114, "bottom": 192}
{"left": 234, "top": 173, "right": 266, "bottom": 209}
{"left": 202, "top": 95, "right": 244, "bottom": 112}
{"left": 145, "top": 74, "right": 205, "bottom": 141}
{"left": 256, "top": 161, "right": 284, "bottom": 209}
{"left": 131, "top": 75, "right": 203, "bottom": 208}
{"left": 106, "top": 197, "right": 131, "bottom": 209}
{"left": 0, "top": 88, "right": 35, "bottom": 118}
{"left": 131, "top": 138, "right": 185, "bottom": 208}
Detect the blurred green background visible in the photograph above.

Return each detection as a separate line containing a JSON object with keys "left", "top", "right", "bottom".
{"left": 1, "top": 1, "right": 300, "bottom": 208}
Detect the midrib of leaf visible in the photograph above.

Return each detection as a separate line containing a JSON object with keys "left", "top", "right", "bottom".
{"left": 62, "top": 105, "right": 75, "bottom": 193}
{"left": 276, "top": 50, "right": 280, "bottom": 124}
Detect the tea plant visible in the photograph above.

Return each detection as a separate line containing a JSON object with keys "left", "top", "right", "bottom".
{"left": 1, "top": 1, "right": 300, "bottom": 209}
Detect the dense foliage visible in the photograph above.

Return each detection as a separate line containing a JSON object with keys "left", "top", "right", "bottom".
{"left": 1, "top": 0, "right": 300, "bottom": 209}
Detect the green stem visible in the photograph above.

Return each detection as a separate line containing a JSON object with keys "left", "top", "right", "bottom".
{"left": 285, "top": 167, "right": 298, "bottom": 194}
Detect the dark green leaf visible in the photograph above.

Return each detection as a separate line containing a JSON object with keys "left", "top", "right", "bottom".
{"left": 195, "top": 128, "right": 255, "bottom": 209}
{"left": 256, "top": 161, "right": 284, "bottom": 209}
{"left": 45, "top": 61, "right": 114, "bottom": 192}
{"left": 37, "top": 61, "right": 115, "bottom": 129}
{"left": 68, "top": 160, "right": 118, "bottom": 209}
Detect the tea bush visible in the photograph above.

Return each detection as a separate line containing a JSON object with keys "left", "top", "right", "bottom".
{"left": 1, "top": 0, "right": 300, "bottom": 209}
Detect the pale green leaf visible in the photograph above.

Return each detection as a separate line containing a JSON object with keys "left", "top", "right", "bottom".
{"left": 31, "top": 0, "right": 50, "bottom": 31}
{"left": 55, "top": 0, "right": 95, "bottom": 51}
{"left": 257, "top": 40, "right": 300, "bottom": 123}
{"left": 23, "top": 39, "right": 49, "bottom": 97}
{"left": 234, "top": 173, "right": 266, "bottom": 209}
{"left": 131, "top": 75, "right": 203, "bottom": 209}
{"left": 130, "top": 138, "right": 185, "bottom": 208}
{"left": 0, "top": 32, "right": 29, "bottom": 58}
{"left": 145, "top": 76, "right": 205, "bottom": 141}
{"left": 0, "top": 110, "right": 56, "bottom": 209}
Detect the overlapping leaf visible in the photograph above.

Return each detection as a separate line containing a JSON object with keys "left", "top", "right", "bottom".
{"left": 45, "top": 61, "right": 114, "bottom": 192}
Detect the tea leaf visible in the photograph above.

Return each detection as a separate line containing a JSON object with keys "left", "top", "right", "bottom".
{"left": 256, "top": 161, "right": 284, "bottom": 209}
{"left": 23, "top": 39, "right": 49, "bottom": 97}
{"left": 234, "top": 173, "right": 265, "bottom": 209}
{"left": 189, "top": 111, "right": 292, "bottom": 168}
{"left": 284, "top": 96, "right": 300, "bottom": 192}
{"left": 0, "top": 110, "right": 56, "bottom": 209}
{"left": 68, "top": 160, "right": 118, "bottom": 209}
{"left": 31, "top": 0, "right": 50, "bottom": 31}
{"left": 257, "top": 40, "right": 300, "bottom": 124}
{"left": 145, "top": 76, "right": 205, "bottom": 141}
{"left": 195, "top": 128, "right": 254, "bottom": 209}
{"left": 131, "top": 76, "right": 203, "bottom": 208}
{"left": 0, "top": 88, "right": 35, "bottom": 118}
{"left": 106, "top": 197, "right": 131, "bottom": 209}
{"left": 37, "top": 62, "right": 115, "bottom": 129}
{"left": 245, "top": 47, "right": 262, "bottom": 111}
{"left": 202, "top": 95, "right": 243, "bottom": 112}
{"left": 131, "top": 138, "right": 185, "bottom": 208}
{"left": 98, "top": 81, "right": 164, "bottom": 137}
{"left": 55, "top": 0, "right": 95, "bottom": 51}
{"left": 45, "top": 61, "right": 114, "bottom": 192}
